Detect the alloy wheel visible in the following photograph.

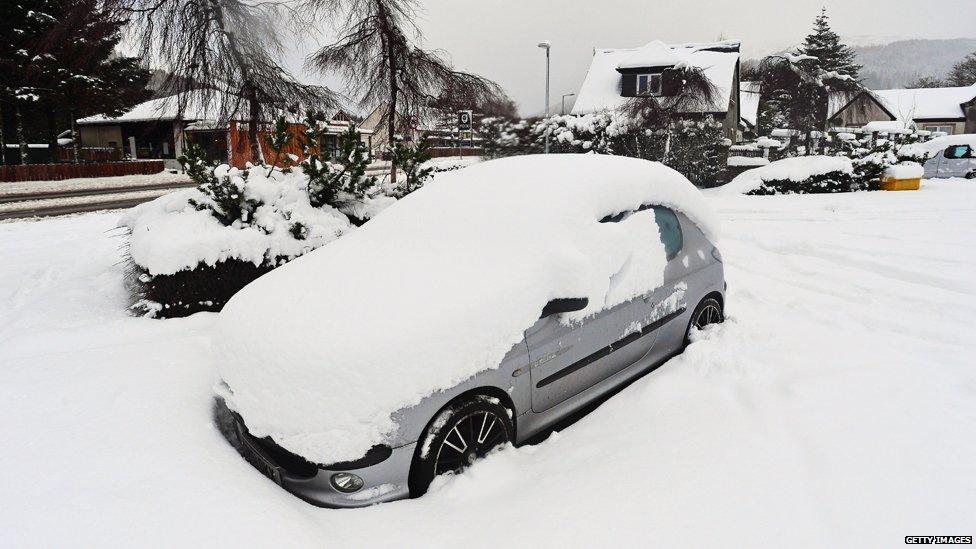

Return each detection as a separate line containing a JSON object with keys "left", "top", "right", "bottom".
{"left": 693, "top": 302, "right": 723, "bottom": 329}
{"left": 434, "top": 410, "right": 509, "bottom": 475}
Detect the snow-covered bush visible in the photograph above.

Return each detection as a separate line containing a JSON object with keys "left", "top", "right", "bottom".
{"left": 831, "top": 129, "right": 929, "bottom": 188}
{"left": 481, "top": 111, "right": 729, "bottom": 187}
{"left": 122, "top": 136, "right": 396, "bottom": 318}
{"left": 720, "top": 156, "right": 859, "bottom": 195}
{"left": 479, "top": 116, "right": 540, "bottom": 158}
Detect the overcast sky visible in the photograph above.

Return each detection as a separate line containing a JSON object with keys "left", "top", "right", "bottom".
{"left": 289, "top": 0, "right": 976, "bottom": 116}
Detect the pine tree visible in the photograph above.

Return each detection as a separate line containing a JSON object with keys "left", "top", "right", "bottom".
{"left": 263, "top": 116, "right": 294, "bottom": 175}
{"left": 0, "top": 0, "right": 150, "bottom": 164}
{"left": 301, "top": 110, "right": 376, "bottom": 210}
{"left": 797, "top": 8, "right": 862, "bottom": 79}
{"left": 182, "top": 142, "right": 262, "bottom": 226}
{"left": 389, "top": 136, "right": 434, "bottom": 198}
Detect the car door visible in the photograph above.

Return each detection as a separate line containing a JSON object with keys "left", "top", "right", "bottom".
{"left": 526, "top": 297, "right": 649, "bottom": 413}
{"left": 629, "top": 207, "right": 691, "bottom": 345}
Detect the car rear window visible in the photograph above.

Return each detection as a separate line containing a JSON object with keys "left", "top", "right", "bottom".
{"left": 653, "top": 207, "right": 682, "bottom": 260}
{"left": 944, "top": 145, "right": 973, "bottom": 159}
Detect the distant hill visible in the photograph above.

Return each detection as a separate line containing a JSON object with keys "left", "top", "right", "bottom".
{"left": 855, "top": 38, "right": 976, "bottom": 89}
{"left": 743, "top": 38, "right": 976, "bottom": 90}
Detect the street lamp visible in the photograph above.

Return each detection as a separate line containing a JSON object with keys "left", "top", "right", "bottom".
{"left": 537, "top": 41, "right": 551, "bottom": 154}
{"left": 561, "top": 93, "right": 575, "bottom": 115}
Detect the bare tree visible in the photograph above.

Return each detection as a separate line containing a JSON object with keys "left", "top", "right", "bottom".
{"left": 118, "top": 0, "right": 338, "bottom": 163}
{"left": 307, "top": 0, "right": 502, "bottom": 181}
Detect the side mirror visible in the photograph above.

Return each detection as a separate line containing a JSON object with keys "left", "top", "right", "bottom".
{"left": 540, "top": 297, "right": 588, "bottom": 318}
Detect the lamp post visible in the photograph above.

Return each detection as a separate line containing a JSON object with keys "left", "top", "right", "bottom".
{"left": 537, "top": 41, "right": 551, "bottom": 154}
{"left": 561, "top": 93, "right": 575, "bottom": 115}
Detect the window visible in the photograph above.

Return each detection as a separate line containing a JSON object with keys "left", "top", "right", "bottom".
{"left": 944, "top": 145, "right": 973, "bottom": 159}
{"left": 923, "top": 125, "right": 954, "bottom": 135}
{"left": 636, "top": 73, "right": 662, "bottom": 96}
{"left": 653, "top": 207, "right": 683, "bottom": 260}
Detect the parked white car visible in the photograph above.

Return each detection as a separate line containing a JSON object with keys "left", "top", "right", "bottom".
{"left": 918, "top": 134, "right": 976, "bottom": 179}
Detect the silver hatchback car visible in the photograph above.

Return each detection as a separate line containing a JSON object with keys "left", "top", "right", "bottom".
{"left": 220, "top": 199, "right": 726, "bottom": 508}
{"left": 922, "top": 137, "right": 976, "bottom": 179}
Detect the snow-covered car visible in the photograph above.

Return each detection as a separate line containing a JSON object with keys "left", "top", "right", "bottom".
{"left": 213, "top": 154, "right": 725, "bottom": 508}
{"left": 917, "top": 134, "right": 976, "bottom": 179}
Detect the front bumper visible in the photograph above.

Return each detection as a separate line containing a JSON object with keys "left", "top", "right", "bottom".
{"left": 233, "top": 417, "right": 415, "bottom": 508}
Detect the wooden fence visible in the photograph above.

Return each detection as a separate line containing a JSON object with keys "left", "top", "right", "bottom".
{"left": 0, "top": 160, "right": 165, "bottom": 182}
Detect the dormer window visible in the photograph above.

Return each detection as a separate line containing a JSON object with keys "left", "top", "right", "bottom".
{"left": 637, "top": 73, "right": 662, "bottom": 96}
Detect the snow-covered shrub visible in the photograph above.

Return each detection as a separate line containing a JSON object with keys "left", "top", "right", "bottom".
{"left": 720, "top": 156, "right": 859, "bottom": 195}
{"left": 122, "top": 140, "right": 396, "bottom": 318}
{"left": 664, "top": 118, "right": 730, "bottom": 188}
{"left": 482, "top": 111, "right": 729, "bottom": 187}
{"left": 836, "top": 130, "right": 929, "bottom": 189}
{"left": 479, "top": 116, "right": 540, "bottom": 158}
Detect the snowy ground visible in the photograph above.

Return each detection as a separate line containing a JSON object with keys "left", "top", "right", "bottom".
{"left": 1, "top": 179, "right": 974, "bottom": 547}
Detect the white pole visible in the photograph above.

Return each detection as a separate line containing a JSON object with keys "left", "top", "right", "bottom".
{"left": 544, "top": 47, "right": 550, "bottom": 154}
{"left": 538, "top": 41, "right": 551, "bottom": 155}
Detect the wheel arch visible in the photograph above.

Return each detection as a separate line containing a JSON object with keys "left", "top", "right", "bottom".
{"left": 701, "top": 290, "right": 724, "bottom": 310}
{"left": 407, "top": 386, "right": 517, "bottom": 497}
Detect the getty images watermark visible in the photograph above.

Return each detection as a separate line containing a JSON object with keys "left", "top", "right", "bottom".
{"left": 905, "top": 536, "right": 972, "bottom": 544}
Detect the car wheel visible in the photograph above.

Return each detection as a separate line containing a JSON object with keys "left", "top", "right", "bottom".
{"left": 966, "top": 171, "right": 976, "bottom": 180}
{"left": 409, "top": 396, "right": 514, "bottom": 496}
{"left": 685, "top": 296, "right": 724, "bottom": 345}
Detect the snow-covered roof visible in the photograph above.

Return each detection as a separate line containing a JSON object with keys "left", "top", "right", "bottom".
{"left": 831, "top": 85, "right": 976, "bottom": 123}
{"left": 78, "top": 91, "right": 220, "bottom": 125}
{"left": 572, "top": 41, "right": 740, "bottom": 115}
{"left": 79, "top": 89, "right": 355, "bottom": 126}
{"left": 871, "top": 85, "right": 976, "bottom": 121}
{"left": 213, "top": 154, "right": 717, "bottom": 464}
{"left": 739, "top": 81, "right": 761, "bottom": 128}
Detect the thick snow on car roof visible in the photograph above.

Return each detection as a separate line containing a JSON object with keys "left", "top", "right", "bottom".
{"left": 214, "top": 154, "right": 718, "bottom": 464}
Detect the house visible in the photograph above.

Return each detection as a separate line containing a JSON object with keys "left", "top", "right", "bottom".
{"left": 829, "top": 85, "right": 976, "bottom": 134}
{"left": 77, "top": 90, "right": 370, "bottom": 169}
{"left": 571, "top": 40, "right": 743, "bottom": 140}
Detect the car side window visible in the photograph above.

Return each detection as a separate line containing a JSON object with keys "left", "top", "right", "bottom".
{"left": 652, "top": 207, "right": 682, "bottom": 260}
{"left": 944, "top": 145, "right": 972, "bottom": 159}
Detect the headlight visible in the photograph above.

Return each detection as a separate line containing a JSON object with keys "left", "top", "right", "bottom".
{"left": 330, "top": 472, "right": 364, "bottom": 493}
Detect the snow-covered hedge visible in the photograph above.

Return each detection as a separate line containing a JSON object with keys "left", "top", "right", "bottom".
{"left": 480, "top": 111, "right": 730, "bottom": 187}
{"left": 122, "top": 162, "right": 396, "bottom": 318}
{"left": 720, "top": 156, "right": 860, "bottom": 195}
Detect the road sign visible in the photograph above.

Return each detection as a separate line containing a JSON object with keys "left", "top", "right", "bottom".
{"left": 457, "top": 110, "right": 472, "bottom": 131}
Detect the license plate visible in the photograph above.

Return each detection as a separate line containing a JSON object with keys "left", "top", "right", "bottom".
{"left": 237, "top": 424, "right": 282, "bottom": 485}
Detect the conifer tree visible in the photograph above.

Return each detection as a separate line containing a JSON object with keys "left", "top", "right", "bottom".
{"left": 797, "top": 8, "right": 862, "bottom": 80}
{"left": 388, "top": 135, "right": 433, "bottom": 198}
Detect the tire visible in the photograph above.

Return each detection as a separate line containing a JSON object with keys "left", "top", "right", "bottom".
{"left": 685, "top": 296, "right": 724, "bottom": 345}
{"left": 966, "top": 171, "right": 976, "bottom": 180}
{"left": 409, "top": 396, "right": 514, "bottom": 496}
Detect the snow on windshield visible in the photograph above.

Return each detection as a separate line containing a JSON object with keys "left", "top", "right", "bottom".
{"left": 213, "top": 154, "right": 717, "bottom": 464}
